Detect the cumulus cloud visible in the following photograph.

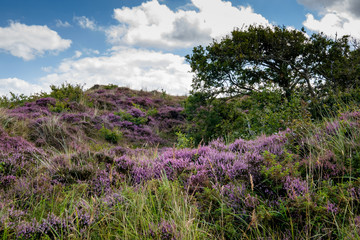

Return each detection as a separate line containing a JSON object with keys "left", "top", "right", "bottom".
{"left": 74, "top": 16, "right": 97, "bottom": 30}
{"left": 0, "top": 22, "right": 71, "bottom": 60}
{"left": 40, "top": 47, "right": 192, "bottom": 95}
{"left": 298, "top": 0, "right": 360, "bottom": 17}
{"left": 106, "top": 0, "right": 270, "bottom": 49}
{"left": 298, "top": 0, "right": 360, "bottom": 38}
{"left": 0, "top": 78, "right": 44, "bottom": 96}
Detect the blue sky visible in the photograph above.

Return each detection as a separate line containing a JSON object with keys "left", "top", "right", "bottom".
{"left": 1, "top": 0, "right": 359, "bottom": 96}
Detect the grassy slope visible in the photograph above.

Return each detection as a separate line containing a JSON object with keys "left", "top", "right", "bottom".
{"left": 1, "top": 85, "right": 360, "bottom": 239}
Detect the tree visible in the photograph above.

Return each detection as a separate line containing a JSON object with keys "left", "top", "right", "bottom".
{"left": 186, "top": 25, "right": 359, "bottom": 100}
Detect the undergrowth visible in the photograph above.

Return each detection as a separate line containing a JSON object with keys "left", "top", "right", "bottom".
{"left": 1, "top": 84, "right": 360, "bottom": 239}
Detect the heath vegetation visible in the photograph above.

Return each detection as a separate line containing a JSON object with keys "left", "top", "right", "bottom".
{"left": 1, "top": 26, "right": 360, "bottom": 239}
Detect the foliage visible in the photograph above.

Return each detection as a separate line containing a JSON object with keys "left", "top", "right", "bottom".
{"left": 175, "top": 131, "right": 194, "bottom": 149}
{"left": 3, "top": 83, "right": 360, "bottom": 239}
{"left": 185, "top": 89, "right": 311, "bottom": 144}
{"left": 47, "top": 82, "right": 84, "bottom": 102}
{"left": 114, "top": 109, "right": 148, "bottom": 126}
{"left": 99, "top": 125, "right": 123, "bottom": 144}
{"left": 0, "top": 92, "right": 40, "bottom": 109}
{"left": 186, "top": 25, "right": 360, "bottom": 100}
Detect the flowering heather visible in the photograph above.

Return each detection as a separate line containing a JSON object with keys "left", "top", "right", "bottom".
{"left": 35, "top": 97, "right": 56, "bottom": 107}
{"left": 326, "top": 201, "right": 339, "bottom": 215}
{"left": 157, "top": 106, "right": 184, "bottom": 120}
{"left": 127, "top": 107, "right": 146, "bottom": 118}
{"left": 0, "top": 127, "right": 39, "bottom": 154}
{"left": 283, "top": 176, "right": 308, "bottom": 200}
{"left": 100, "top": 191, "right": 125, "bottom": 208}
{"left": 3, "top": 85, "right": 360, "bottom": 239}
{"left": 0, "top": 175, "right": 16, "bottom": 189}
{"left": 340, "top": 111, "right": 360, "bottom": 121}
{"left": 229, "top": 130, "right": 289, "bottom": 156}
{"left": 60, "top": 112, "right": 91, "bottom": 123}
{"left": 91, "top": 169, "right": 113, "bottom": 195}
{"left": 148, "top": 219, "right": 179, "bottom": 240}
{"left": 8, "top": 99, "right": 53, "bottom": 119}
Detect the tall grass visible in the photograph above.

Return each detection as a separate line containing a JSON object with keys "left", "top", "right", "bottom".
{"left": 2, "top": 85, "right": 360, "bottom": 239}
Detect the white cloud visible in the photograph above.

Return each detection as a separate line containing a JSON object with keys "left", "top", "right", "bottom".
{"left": 0, "top": 22, "right": 72, "bottom": 61}
{"left": 40, "top": 47, "right": 192, "bottom": 95}
{"left": 55, "top": 19, "right": 71, "bottom": 28}
{"left": 83, "top": 48, "right": 100, "bottom": 55}
{"left": 106, "top": 0, "right": 270, "bottom": 49}
{"left": 299, "top": 0, "right": 360, "bottom": 38}
{"left": 0, "top": 1, "right": 274, "bottom": 96}
{"left": 74, "top": 16, "right": 97, "bottom": 30}
{"left": 303, "top": 13, "right": 360, "bottom": 39}
{"left": 0, "top": 78, "right": 44, "bottom": 96}
{"left": 73, "top": 50, "right": 83, "bottom": 58}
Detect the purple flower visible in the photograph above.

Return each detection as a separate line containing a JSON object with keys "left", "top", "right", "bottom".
{"left": 283, "top": 176, "right": 308, "bottom": 200}
{"left": 127, "top": 107, "right": 146, "bottom": 118}
{"left": 35, "top": 97, "right": 56, "bottom": 107}
{"left": 326, "top": 201, "right": 339, "bottom": 214}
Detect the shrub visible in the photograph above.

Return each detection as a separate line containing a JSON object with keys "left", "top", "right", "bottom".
{"left": 114, "top": 110, "right": 148, "bottom": 126}
{"left": 48, "top": 82, "right": 84, "bottom": 102}
{"left": 176, "top": 131, "right": 194, "bottom": 149}
{"left": 99, "top": 125, "right": 123, "bottom": 144}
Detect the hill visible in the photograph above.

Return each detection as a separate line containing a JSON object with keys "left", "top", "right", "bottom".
{"left": 1, "top": 84, "right": 360, "bottom": 239}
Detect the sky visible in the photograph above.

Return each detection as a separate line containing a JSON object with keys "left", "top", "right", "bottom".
{"left": 1, "top": 0, "right": 360, "bottom": 97}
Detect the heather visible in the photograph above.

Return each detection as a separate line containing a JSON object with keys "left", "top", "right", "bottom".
{"left": 1, "top": 83, "right": 360, "bottom": 239}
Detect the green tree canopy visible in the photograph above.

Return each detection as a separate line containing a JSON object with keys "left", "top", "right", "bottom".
{"left": 186, "top": 25, "right": 360, "bottom": 100}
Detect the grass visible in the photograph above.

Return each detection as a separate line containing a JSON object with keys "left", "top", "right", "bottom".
{"left": 2, "top": 85, "right": 360, "bottom": 239}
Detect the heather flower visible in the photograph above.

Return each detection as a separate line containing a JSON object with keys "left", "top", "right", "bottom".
{"left": 157, "top": 106, "right": 184, "bottom": 120}
{"left": 35, "top": 97, "right": 56, "bottom": 107}
{"left": 209, "top": 138, "right": 228, "bottom": 151}
{"left": 315, "top": 150, "right": 343, "bottom": 179}
{"left": 186, "top": 169, "right": 210, "bottom": 192}
{"left": 60, "top": 112, "right": 90, "bottom": 123}
{"left": 0, "top": 175, "right": 16, "bottom": 189}
{"left": 340, "top": 111, "right": 360, "bottom": 121}
{"left": 16, "top": 220, "right": 40, "bottom": 239}
{"left": 109, "top": 146, "right": 129, "bottom": 156}
{"left": 227, "top": 158, "right": 248, "bottom": 180}
{"left": 229, "top": 131, "right": 289, "bottom": 156}
{"left": 131, "top": 96, "right": 155, "bottom": 107}
{"left": 148, "top": 219, "right": 179, "bottom": 240}
{"left": 283, "top": 176, "right": 308, "bottom": 200}
{"left": 38, "top": 213, "right": 67, "bottom": 237}
{"left": 217, "top": 182, "right": 246, "bottom": 212}
{"left": 349, "top": 187, "right": 360, "bottom": 200}
{"left": 354, "top": 215, "right": 360, "bottom": 229}
{"left": 127, "top": 107, "right": 146, "bottom": 118}
{"left": 326, "top": 201, "right": 338, "bottom": 215}
{"left": 131, "top": 165, "right": 153, "bottom": 184}
{"left": 325, "top": 120, "right": 341, "bottom": 135}
{"left": 158, "top": 219, "right": 178, "bottom": 240}
{"left": 244, "top": 194, "right": 259, "bottom": 208}
{"left": 100, "top": 191, "right": 125, "bottom": 208}
{"left": 71, "top": 206, "right": 96, "bottom": 230}
{"left": 9, "top": 101, "right": 51, "bottom": 119}
{"left": 92, "top": 169, "right": 112, "bottom": 195}
{"left": 115, "top": 155, "right": 135, "bottom": 174}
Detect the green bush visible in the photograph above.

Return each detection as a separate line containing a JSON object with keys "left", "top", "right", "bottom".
{"left": 48, "top": 82, "right": 84, "bottom": 102}
{"left": 176, "top": 131, "right": 194, "bottom": 149}
{"left": 185, "top": 90, "right": 312, "bottom": 144}
{"left": 114, "top": 110, "right": 148, "bottom": 126}
{"left": 49, "top": 101, "right": 70, "bottom": 113}
{"left": 0, "top": 92, "right": 38, "bottom": 108}
{"left": 103, "top": 84, "right": 118, "bottom": 90}
{"left": 99, "top": 126, "right": 123, "bottom": 144}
